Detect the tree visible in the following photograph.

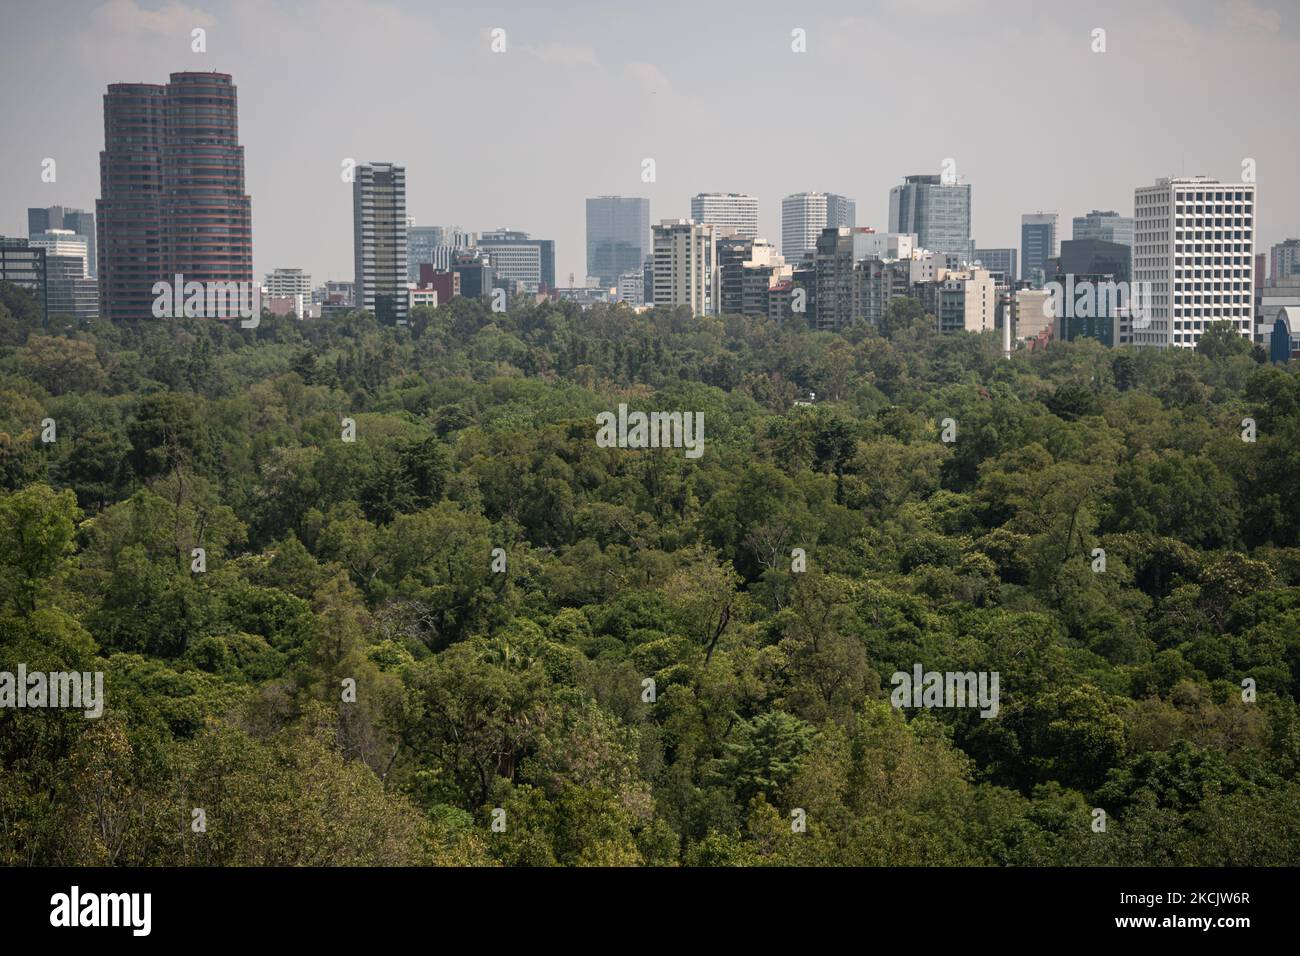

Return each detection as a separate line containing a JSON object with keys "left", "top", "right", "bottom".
{"left": 0, "top": 484, "right": 80, "bottom": 614}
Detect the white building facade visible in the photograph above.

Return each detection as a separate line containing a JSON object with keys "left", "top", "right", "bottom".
{"left": 781, "top": 192, "right": 856, "bottom": 263}
{"left": 690, "top": 193, "right": 759, "bottom": 241}
{"left": 1133, "top": 176, "right": 1255, "bottom": 349}
{"left": 28, "top": 229, "right": 88, "bottom": 276}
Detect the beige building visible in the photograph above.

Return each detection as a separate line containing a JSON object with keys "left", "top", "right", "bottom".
{"left": 652, "top": 219, "right": 720, "bottom": 315}
{"left": 938, "top": 267, "right": 996, "bottom": 333}
{"left": 1015, "top": 288, "right": 1053, "bottom": 339}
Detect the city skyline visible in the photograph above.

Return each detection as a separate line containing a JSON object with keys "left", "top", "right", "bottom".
{"left": 2, "top": 0, "right": 1297, "bottom": 288}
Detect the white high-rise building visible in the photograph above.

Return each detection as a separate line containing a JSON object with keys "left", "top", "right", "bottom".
{"left": 265, "top": 267, "right": 312, "bottom": 300}
{"left": 852, "top": 230, "right": 916, "bottom": 262}
{"left": 690, "top": 193, "right": 758, "bottom": 240}
{"left": 264, "top": 267, "right": 314, "bottom": 317}
{"left": 616, "top": 270, "right": 644, "bottom": 305}
{"left": 652, "top": 219, "right": 720, "bottom": 315}
{"left": 28, "top": 229, "right": 88, "bottom": 277}
{"left": 1133, "top": 176, "right": 1255, "bottom": 349}
{"left": 353, "top": 162, "right": 408, "bottom": 325}
{"left": 781, "top": 192, "right": 856, "bottom": 263}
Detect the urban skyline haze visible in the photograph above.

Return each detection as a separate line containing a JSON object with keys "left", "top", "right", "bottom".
{"left": 1, "top": 0, "right": 1297, "bottom": 287}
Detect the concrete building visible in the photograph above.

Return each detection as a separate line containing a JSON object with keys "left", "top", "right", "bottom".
{"left": 353, "top": 162, "right": 408, "bottom": 324}
{"left": 477, "top": 229, "right": 555, "bottom": 293}
{"left": 408, "top": 287, "right": 441, "bottom": 310}
{"left": 28, "top": 229, "right": 88, "bottom": 277}
{"left": 739, "top": 261, "right": 792, "bottom": 319}
{"left": 1014, "top": 288, "right": 1053, "bottom": 339}
{"left": 813, "top": 227, "right": 858, "bottom": 331}
{"left": 717, "top": 236, "right": 782, "bottom": 315}
{"left": 420, "top": 227, "right": 476, "bottom": 273}
{"left": 320, "top": 280, "right": 355, "bottom": 307}
{"left": 552, "top": 284, "right": 615, "bottom": 308}
{"left": 586, "top": 196, "right": 650, "bottom": 287}
{"left": 908, "top": 249, "right": 947, "bottom": 284}
{"left": 690, "top": 193, "right": 758, "bottom": 240}
{"left": 888, "top": 174, "right": 973, "bottom": 263}
{"left": 416, "top": 264, "right": 459, "bottom": 306}
{"left": 739, "top": 241, "right": 788, "bottom": 318}
{"left": 1270, "top": 239, "right": 1300, "bottom": 285}
{"left": 717, "top": 235, "right": 755, "bottom": 316}
{"left": 1255, "top": 280, "right": 1300, "bottom": 342}
{"left": 261, "top": 268, "right": 313, "bottom": 318}
{"left": 858, "top": 257, "right": 913, "bottom": 328}
{"left": 29, "top": 208, "right": 96, "bottom": 277}
{"left": 616, "top": 270, "right": 644, "bottom": 305}
{"left": 853, "top": 230, "right": 917, "bottom": 262}
{"left": 1133, "top": 175, "right": 1255, "bottom": 349}
{"left": 265, "top": 268, "right": 312, "bottom": 301}
{"left": 767, "top": 279, "right": 795, "bottom": 324}
{"left": 652, "top": 219, "right": 719, "bottom": 315}
{"left": 937, "top": 267, "right": 996, "bottom": 334}
{"left": 781, "top": 192, "right": 855, "bottom": 264}
{"left": 1262, "top": 305, "right": 1300, "bottom": 362}
{"left": 45, "top": 254, "right": 99, "bottom": 322}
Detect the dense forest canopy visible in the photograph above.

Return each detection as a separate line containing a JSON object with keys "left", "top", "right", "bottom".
{"left": 2, "top": 283, "right": 1299, "bottom": 866}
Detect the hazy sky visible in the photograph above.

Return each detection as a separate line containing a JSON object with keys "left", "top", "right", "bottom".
{"left": 2, "top": 0, "right": 1297, "bottom": 287}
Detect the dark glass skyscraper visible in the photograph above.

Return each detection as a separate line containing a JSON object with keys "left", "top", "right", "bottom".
{"left": 1071, "top": 210, "right": 1133, "bottom": 250}
{"left": 1020, "top": 213, "right": 1058, "bottom": 284}
{"left": 97, "top": 83, "right": 164, "bottom": 321}
{"left": 161, "top": 73, "right": 253, "bottom": 290}
{"left": 0, "top": 238, "right": 47, "bottom": 324}
{"left": 97, "top": 72, "right": 252, "bottom": 322}
{"left": 888, "top": 174, "right": 973, "bottom": 263}
{"left": 586, "top": 196, "right": 649, "bottom": 287}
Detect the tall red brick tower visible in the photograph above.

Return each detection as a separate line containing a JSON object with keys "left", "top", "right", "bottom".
{"left": 98, "top": 72, "right": 252, "bottom": 321}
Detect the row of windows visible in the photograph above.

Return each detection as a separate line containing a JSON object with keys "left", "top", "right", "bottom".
{"left": 1175, "top": 320, "right": 1252, "bottom": 329}
{"left": 1138, "top": 190, "right": 1252, "bottom": 205}
{"left": 1175, "top": 232, "right": 1252, "bottom": 241}
{"left": 1138, "top": 232, "right": 1253, "bottom": 242}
